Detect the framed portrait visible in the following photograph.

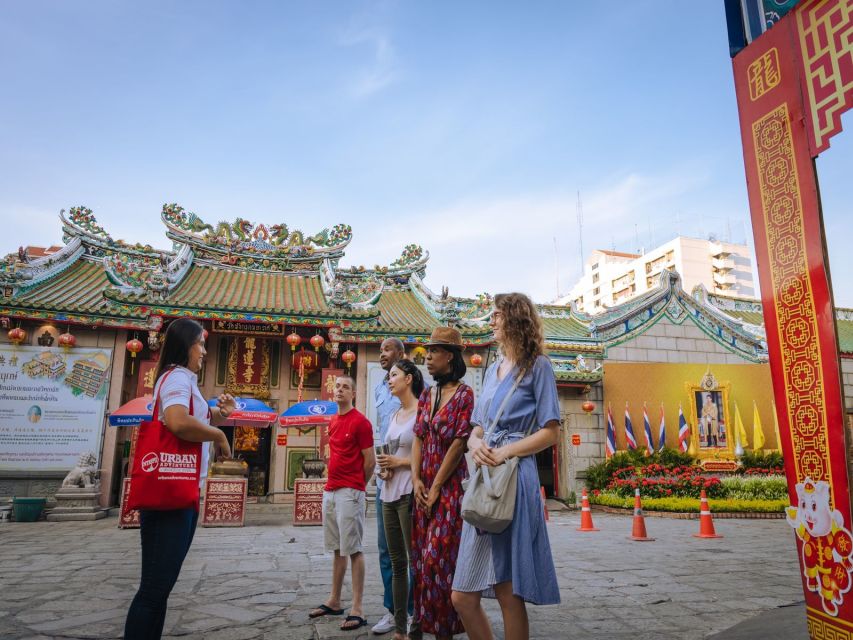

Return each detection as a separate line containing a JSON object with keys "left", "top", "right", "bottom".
{"left": 685, "top": 369, "right": 734, "bottom": 461}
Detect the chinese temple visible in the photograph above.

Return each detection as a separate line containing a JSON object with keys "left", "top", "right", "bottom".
{"left": 1, "top": 205, "right": 851, "bottom": 507}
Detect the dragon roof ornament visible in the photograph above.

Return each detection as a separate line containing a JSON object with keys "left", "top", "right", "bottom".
{"left": 104, "top": 243, "right": 194, "bottom": 297}
{"left": 160, "top": 203, "right": 353, "bottom": 272}
{"left": 0, "top": 237, "right": 85, "bottom": 289}
{"left": 341, "top": 244, "right": 429, "bottom": 282}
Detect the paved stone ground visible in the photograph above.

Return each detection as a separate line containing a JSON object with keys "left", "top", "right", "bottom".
{"left": 0, "top": 508, "right": 807, "bottom": 640}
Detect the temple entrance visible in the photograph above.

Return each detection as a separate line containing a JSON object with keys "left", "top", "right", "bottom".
{"left": 221, "top": 425, "right": 272, "bottom": 498}
{"left": 536, "top": 446, "right": 556, "bottom": 498}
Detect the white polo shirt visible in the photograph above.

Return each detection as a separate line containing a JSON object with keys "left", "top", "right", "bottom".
{"left": 153, "top": 365, "right": 212, "bottom": 484}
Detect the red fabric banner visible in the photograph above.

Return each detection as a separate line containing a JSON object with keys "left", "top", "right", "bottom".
{"left": 319, "top": 368, "right": 343, "bottom": 466}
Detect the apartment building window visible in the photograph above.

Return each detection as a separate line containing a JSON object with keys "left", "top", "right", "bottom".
{"left": 591, "top": 262, "right": 599, "bottom": 271}
{"left": 593, "top": 287, "right": 600, "bottom": 296}
{"left": 645, "top": 254, "right": 668, "bottom": 274}
{"left": 592, "top": 273, "right": 599, "bottom": 284}
{"left": 646, "top": 276, "right": 656, "bottom": 288}
{"left": 613, "top": 284, "right": 636, "bottom": 303}
{"left": 612, "top": 272, "right": 635, "bottom": 289}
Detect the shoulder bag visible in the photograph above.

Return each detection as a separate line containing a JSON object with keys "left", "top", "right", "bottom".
{"left": 127, "top": 369, "right": 203, "bottom": 511}
{"left": 460, "top": 367, "right": 526, "bottom": 533}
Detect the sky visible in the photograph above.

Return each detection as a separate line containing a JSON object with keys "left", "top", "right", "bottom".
{"left": 1, "top": 2, "right": 850, "bottom": 305}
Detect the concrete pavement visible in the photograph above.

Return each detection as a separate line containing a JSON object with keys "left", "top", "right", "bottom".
{"left": 0, "top": 508, "right": 807, "bottom": 639}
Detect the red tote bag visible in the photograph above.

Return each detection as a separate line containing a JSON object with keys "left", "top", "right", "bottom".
{"left": 127, "top": 369, "right": 203, "bottom": 512}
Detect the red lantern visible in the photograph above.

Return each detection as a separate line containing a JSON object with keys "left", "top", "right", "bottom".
{"left": 470, "top": 353, "right": 483, "bottom": 367}
{"left": 310, "top": 333, "right": 325, "bottom": 352}
{"left": 581, "top": 400, "right": 595, "bottom": 414}
{"left": 58, "top": 332, "right": 76, "bottom": 350}
{"left": 294, "top": 348, "right": 319, "bottom": 374}
{"left": 341, "top": 348, "right": 356, "bottom": 371}
{"left": 286, "top": 331, "right": 302, "bottom": 352}
{"left": 7, "top": 327, "right": 26, "bottom": 346}
{"left": 126, "top": 337, "right": 144, "bottom": 374}
{"left": 126, "top": 338, "right": 143, "bottom": 358}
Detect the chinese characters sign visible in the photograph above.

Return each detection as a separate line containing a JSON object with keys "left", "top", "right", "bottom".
{"left": 226, "top": 337, "right": 271, "bottom": 398}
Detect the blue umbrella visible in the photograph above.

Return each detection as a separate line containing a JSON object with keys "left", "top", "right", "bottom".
{"left": 279, "top": 400, "right": 337, "bottom": 427}
{"left": 208, "top": 397, "right": 278, "bottom": 425}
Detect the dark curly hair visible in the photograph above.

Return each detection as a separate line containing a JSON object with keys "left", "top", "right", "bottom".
{"left": 494, "top": 292, "right": 543, "bottom": 372}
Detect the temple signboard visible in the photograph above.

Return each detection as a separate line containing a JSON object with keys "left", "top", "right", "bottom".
{"left": 213, "top": 320, "right": 283, "bottom": 336}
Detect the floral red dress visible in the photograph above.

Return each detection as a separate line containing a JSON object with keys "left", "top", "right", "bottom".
{"left": 411, "top": 383, "right": 474, "bottom": 637}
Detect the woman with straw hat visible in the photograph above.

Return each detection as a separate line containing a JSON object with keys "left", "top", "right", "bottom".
{"left": 410, "top": 326, "right": 473, "bottom": 640}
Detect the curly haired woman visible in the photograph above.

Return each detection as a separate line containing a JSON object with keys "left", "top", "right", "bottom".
{"left": 451, "top": 292, "right": 561, "bottom": 640}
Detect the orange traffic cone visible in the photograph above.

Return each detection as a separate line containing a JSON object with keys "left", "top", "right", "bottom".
{"left": 576, "top": 488, "right": 599, "bottom": 532}
{"left": 540, "top": 486, "right": 550, "bottom": 521}
{"left": 693, "top": 490, "right": 723, "bottom": 539}
{"left": 629, "top": 488, "right": 655, "bottom": 541}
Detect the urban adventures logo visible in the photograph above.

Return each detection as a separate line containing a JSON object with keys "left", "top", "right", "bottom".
{"left": 140, "top": 451, "right": 198, "bottom": 474}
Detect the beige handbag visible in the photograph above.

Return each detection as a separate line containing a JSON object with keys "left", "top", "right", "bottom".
{"left": 461, "top": 369, "right": 525, "bottom": 533}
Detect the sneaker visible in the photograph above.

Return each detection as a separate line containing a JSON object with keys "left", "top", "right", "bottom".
{"left": 371, "top": 612, "right": 395, "bottom": 635}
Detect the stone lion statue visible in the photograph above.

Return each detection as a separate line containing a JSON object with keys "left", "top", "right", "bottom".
{"left": 61, "top": 452, "right": 99, "bottom": 488}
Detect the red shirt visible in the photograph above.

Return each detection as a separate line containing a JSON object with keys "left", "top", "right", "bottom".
{"left": 325, "top": 408, "right": 374, "bottom": 492}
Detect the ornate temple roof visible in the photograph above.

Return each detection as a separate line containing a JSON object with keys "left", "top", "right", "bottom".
{"left": 0, "top": 205, "right": 491, "bottom": 341}
{"left": 703, "top": 289, "right": 853, "bottom": 355}
{"left": 6, "top": 205, "right": 848, "bottom": 388}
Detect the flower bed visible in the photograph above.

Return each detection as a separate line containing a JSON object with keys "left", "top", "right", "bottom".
{"left": 607, "top": 463, "right": 725, "bottom": 499}
{"left": 589, "top": 491, "right": 787, "bottom": 514}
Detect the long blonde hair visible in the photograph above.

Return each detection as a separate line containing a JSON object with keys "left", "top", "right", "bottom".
{"left": 494, "top": 292, "right": 543, "bottom": 372}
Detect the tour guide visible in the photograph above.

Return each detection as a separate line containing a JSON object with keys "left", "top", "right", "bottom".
{"left": 309, "top": 374, "right": 375, "bottom": 631}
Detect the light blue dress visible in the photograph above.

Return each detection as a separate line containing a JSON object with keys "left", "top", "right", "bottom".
{"left": 452, "top": 354, "right": 561, "bottom": 604}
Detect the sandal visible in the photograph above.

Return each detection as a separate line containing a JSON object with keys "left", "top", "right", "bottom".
{"left": 341, "top": 615, "right": 368, "bottom": 630}
{"left": 309, "top": 604, "right": 345, "bottom": 618}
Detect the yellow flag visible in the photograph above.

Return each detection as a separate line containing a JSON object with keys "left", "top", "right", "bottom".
{"left": 773, "top": 402, "right": 783, "bottom": 452}
{"left": 753, "top": 402, "right": 765, "bottom": 450}
{"left": 734, "top": 402, "right": 749, "bottom": 448}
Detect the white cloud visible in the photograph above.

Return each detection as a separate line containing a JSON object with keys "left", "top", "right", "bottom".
{"left": 345, "top": 168, "right": 732, "bottom": 302}
{"left": 337, "top": 26, "right": 398, "bottom": 99}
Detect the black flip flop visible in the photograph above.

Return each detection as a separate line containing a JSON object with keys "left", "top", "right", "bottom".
{"left": 341, "top": 615, "right": 368, "bottom": 630}
{"left": 309, "top": 604, "right": 345, "bottom": 618}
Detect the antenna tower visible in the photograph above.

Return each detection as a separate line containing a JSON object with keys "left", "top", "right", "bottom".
{"left": 577, "top": 191, "right": 584, "bottom": 272}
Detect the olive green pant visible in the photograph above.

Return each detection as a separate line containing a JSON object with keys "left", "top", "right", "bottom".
{"left": 382, "top": 493, "right": 414, "bottom": 636}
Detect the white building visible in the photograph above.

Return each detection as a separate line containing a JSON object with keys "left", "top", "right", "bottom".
{"left": 561, "top": 236, "right": 756, "bottom": 314}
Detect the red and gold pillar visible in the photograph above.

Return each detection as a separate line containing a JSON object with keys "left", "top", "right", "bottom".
{"left": 731, "top": 1, "right": 853, "bottom": 635}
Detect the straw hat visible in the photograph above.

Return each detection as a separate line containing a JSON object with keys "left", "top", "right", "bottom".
{"left": 423, "top": 326, "right": 465, "bottom": 351}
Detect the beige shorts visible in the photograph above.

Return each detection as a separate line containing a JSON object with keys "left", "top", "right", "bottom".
{"left": 323, "top": 488, "right": 366, "bottom": 556}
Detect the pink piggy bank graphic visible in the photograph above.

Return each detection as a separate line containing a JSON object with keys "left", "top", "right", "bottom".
{"left": 786, "top": 478, "right": 853, "bottom": 616}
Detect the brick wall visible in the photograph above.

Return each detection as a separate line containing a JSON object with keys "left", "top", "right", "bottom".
{"left": 604, "top": 315, "right": 754, "bottom": 365}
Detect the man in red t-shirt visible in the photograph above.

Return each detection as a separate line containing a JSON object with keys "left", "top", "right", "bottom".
{"left": 309, "top": 375, "right": 375, "bottom": 631}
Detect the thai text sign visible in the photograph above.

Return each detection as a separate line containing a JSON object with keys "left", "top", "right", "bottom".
{"left": 213, "top": 320, "right": 283, "bottom": 336}
{"left": 0, "top": 345, "right": 112, "bottom": 472}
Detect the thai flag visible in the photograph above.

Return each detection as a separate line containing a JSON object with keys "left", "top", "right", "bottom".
{"left": 605, "top": 404, "right": 617, "bottom": 458}
{"left": 624, "top": 402, "right": 637, "bottom": 450}
{"left": 642, "top": 403, "right": 654, "bottom": 455}
{"left": 658, "top": 403, "right": 666, "bottom": 452}
{"left": 678, "top": 404, "right": 689, "bottom": 452}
